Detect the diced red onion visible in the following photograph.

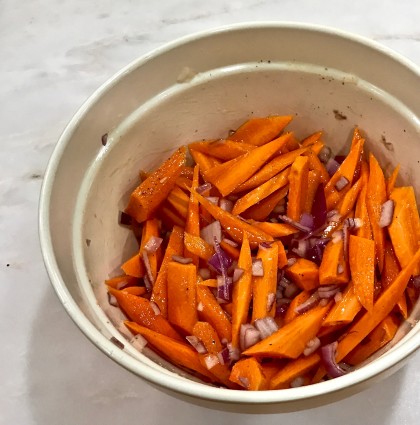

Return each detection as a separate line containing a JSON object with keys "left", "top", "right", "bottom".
{"left": 130, "top": 334, "right": 147, "bottom": 351}
{"left": 199, "top": 268, "right": 211, "bottom": 280}
{"left": 287, "top": 257, "right": 297, "bottom": 267}
{"left": 217, "top": 346, "right": 231, "bottom": 365}
{"left": 300, "top": 212, "right": 315, "bottom": 230}
{"left": 337, "top": 264, "right": 344, "bottom": 274}
{"left": 284, "top": 282, "right": 300, "bottom": 299}
{"left": 144, "top": 236, "right": 163, "bottom": 254}
{"left": 233, "top": 267, "right": 244, "bottom": 283}
{"left": 412, "top": 275, "right": 420, "bottom": 289}
{"left": 344, "top": 217, "right": 362, "bottom": 229}
{"left": 290, "top": 376, "right": 305, "bottom": 388}
{"left": 142, "top": 251, "right": 155, "bottom": 284}
{"left": 334, "top": 291, "right": 343, "bottom": 303}
{"left": 143, "top": 275, "right": 152, "bottom": 292}
{"left": 305, "top": 238, "right": 329, "bottom": 266}
{"left": 119, "top": 211, "right": 132, "bottom": 226}
{"left": 107, "top": 292, "right": 118, "bottom": 307}
{"left": 260, "top": 241, "right": 274, "bottom": 249}
{"left": 226, "top": 342, "right": 241, "bottom": 361}
{"left": 292, "top": 239, "right": 309, "bottom": 258}
{"left": 203, "top": 354, "right": 219, "bottom": 370}
{"left": 216, "top": 275, "right": 233, "bottom": 303}
{"left": 206, "top": 196, "right": 219, "bottom": 205}
{"left": 321, "top": 341, "right": 350, "bottom": 378}
{"left": 222, "top": 238, "right": 238, "bottom": 247}
{"left": 252, "top": 258, "right": 264, "bottom": 276}
{"left": 209, "top": 240, "right": 233, "bottom": 276}
{"left": 319, "top": 298, "right": 329, "bottom": 306}
{"left": 254, "top": 317, "right": 279, "bottom": 339}
{"left": 200, "top": 220, "right": 222, "bottom": 246}
{"left": 186, "top": 336, "right": 207, "bottom": 354}
{"left": 116, "top": 280, "right": 132, "bottom": 290}
{"left": 335, "top": 176, "right": 349, "bottom": 191}
{"left": 171, "top": 255, "right": 193, "bottom": 264}
{"left": 379, "top": 200, "right": 395, "bottom": 228}
{"left": 326, "top": 157, "right": 340, "bottom": 176}
{"left": 239, "top": 376, "right": 250, "bottom": 389}
{"left": 318, "top": 285, "right": 340, "bottom": 299}
{"left": 303, "top": 337, "right": 321, "bottom": 356}
{"left": 331, "top": 230, "right": 343, "bottom": 244}
{"left": 219, "top": 198, "right": 234, "bottom": 212}
{"left": 149, "top": 301, "right": 161, "bottom": 315}
{"left": 327, "top": 210, "right": 342, "bottom": 223}
{"left": 279, "top": 214, "right": 312, "bottom": 233}
{"left": 266, "top": 292, "right": 276, "bottom": 312}
{"left": 276, "top": 298, "right": 291, "bottom": 315}
{"left": 295, "top": 291, "right": 320, "bottom": 314}
{"left": 240, "top": 324, "right": 261, "bottom": 351}
{"left": 196, "top": 182, "right": 212, "bottom": 194}
{"left": 318, "top": 146, "right": 332, "bottom": 163}
{"left": 197, "top": 301, "right": 204, "bottom": 311}
{"left": 311, "top": 183, "right": 327, "bottom": 229}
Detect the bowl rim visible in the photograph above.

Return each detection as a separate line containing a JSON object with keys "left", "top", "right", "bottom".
{"left": 39, "top": 21, "right": 420, "bottom": 404}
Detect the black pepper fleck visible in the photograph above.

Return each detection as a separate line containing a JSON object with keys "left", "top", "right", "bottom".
{"left": 101, "top": 133, "right": 108, "bottom": 146}
{"left": 110, "top": 336, "right": 124, "bottom": 349}
{"left": 333, "top": 110, "right": 347, "bottom": 120}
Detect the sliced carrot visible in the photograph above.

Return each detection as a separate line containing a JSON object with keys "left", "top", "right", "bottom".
{"left": 121, "top": 254, "right": 145, "bottom": 278}
{"left": 189, "top": 148, "right": 221, "bottom": 176}
{"left": 304, "top": 170, "right": 321, "bottom": 214}
{"left": 229, "top": 357, "right": 267, "bottom": 390}
{"left": 188, "top": 139, "right": 256, "bottom": 160}
{"left": 192, "top": 321, "right": 223, "bottom": 354}
{"left": 197, "top": 278, "right": 218, "bottom": 288}
{"left": 304, "top": 150, "right": 329, "bottom": 184}
{"left": 105, "top": 275, "right": 140, "bottom": 289}
{"left": 158, "top": 203, "right": 186, "bottom": 228}
{"left": 349, "top": 235, "right": 375, "bottom": 312}
{"left": 252, "top": 243, "right": 279, "bottom": 321}
{"left": 167, "top": 261, "right": 198, "bottom": 334}
{"left": 231, "top": 233, "right": 253, "bottom": 348}
{"left": 241, "top": 186, "right": 288, "bottom": 221}
{"left": 386, "top": 164, "right": 400, "bottom": 198}
{"left": 151, "top": 225, "right": 184, "bottom": 318}
{"left": 319, "top": 240, "right": 350, "bottom": 285}
{"left": 220, "top": 239, "right": 240, "bottom": 260}
{"left": 355, "top": 167, "right": 372, "bottom": 240}
{"left": 125, "top": 146, "right": 187, "bottom": 222}
{"left": 185, "top": 165, "right": 200, "bottom": 236}
{"left": 124, "top": 321, "right": 213, "bottom": 379}
{"left": 140, "top": 218, "right": 162, "bottom": 283}
{"left": 205, "top": 133, "right": 291, "bottom": 196}
{"left": 193, "top": 190, "right": 274, "bottom": 248}
{"left": 345, "top": 315, "right": 399, "bottom": 365}
{"left": 287, "top": 155, "right": 310, "bottom": 221}
{"left": 196, "top": 285, "right": 232, "bottom": 343}
{"left": 233, "top": 146, "right": 307, "bottom": 194}
{"left": 250, "top": 221, "right": 298, "bottom": 238}
{"left": 180, "top": 165, "right": 194, "bottom": 179}
{"left": 269, "top": 353, "right": 321, "bottom": 390}
{"left": 274, "top": 240, "right": 288, "bottom": 269}
{"left": 122, "top": 286, "right": 147, "bottom": 296}
{"left": 232, "top": 168, "right": 290, "bottom": 215}
{"left": 167, "top": 185, "right": 190, "bottom": 219}
{"left": 388, "top": 186, "right": 420, "bottom": 275}
{"left": 366, "top": 153, "right": 387, "bottom": 272}
{"left": 285, "top": 258, "right": 319, "bottom": 291}
{"left": 243, "top": 301, "right": 331, "bottom": 359}
{"left": 301, "top": 131, "right": 323, "bottom": 147}
{"left": 228, "top": 115, "right": 293, "bottom": 146}
{"left": 184, "top": 232, "right": 214, "bottom": 261}
{"left": 284, "top": 291, "right": 310, "bottom": 325}
{"left": 108, "top": 288, "right": 182, "bottom": 341}
{"left": 175, "top": 175, "right": 192, "bottom": 191}
{"left": 322, "top": 282, "right": 362, "bottom": 327}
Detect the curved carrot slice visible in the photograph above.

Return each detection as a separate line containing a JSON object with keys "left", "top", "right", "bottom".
{"left": 287, "top": 155, "right": 310, "bottom": 221}
{"left": 188, "top": 139, "right": 255, "bottom": 160}
{"left": 125, "top": 146, "right": 187, "bottom": 222}
{"left": 250, "top": 221, "right": 298, "bottom": 238}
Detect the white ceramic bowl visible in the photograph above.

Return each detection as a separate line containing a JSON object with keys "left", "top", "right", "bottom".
{"left": 39, "top": 22, "right": 420, "bottom": 410}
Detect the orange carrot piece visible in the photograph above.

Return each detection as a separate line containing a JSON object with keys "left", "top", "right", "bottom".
{"left": 355, "top": 166, "right": 372, "bottom": 240}
{"left": 301, "top": 131, "right": 323, "bottom": 147}
{"left": 193, "top": 191, "right": 274, "bottom": 248}
{"left": 175, "top": 175, "right": 192, "bottom": 191}
{"left": 349, "top": 235, "right": 375, "bottom": 312}
{"left": 184, "top": 232, "right": 214, "bottom": 261}
{"left": 304, "top": 170, "right": 321, "bottom": 213}
{"left": 140, "top": 218, "right": 161, "bottom": 283}
{"left": 243, "top": 302, "right": 331, "bottom": 359}
{"left": 166, "top": 185, "right": 190, "bottom": 219}
{"left": 184, "top": 165, "right": 200, "bottom": 263}
{"left": 232, "top": 168, "right": 290, "bottom": 215}
{"left": 285, "top": 258, "right": 319, "bottom": 291}
{"left": 304, "top": 150, "right": 329, "bottom": 184}
{"left": 108, "top": 288, "right": 182, "bottom": 341}
{"left": 105, "top": 275, "right": 140, "bottom": 289}
{"left": 250, "top": 221, "right": 299, "bottom": 238}
{"left": 121, "top": 254, "right": 145, "bottom": 278}
{"left": 345, "top": 315, "right": 399, "bottom": 365}
{"left": 180, "top": 165, "right": 194, "bottom": 179}
{"left": 230, "top": 358, "right": 267, "bottom": 390}
{"left": 382, "top": 241, "right": 408, "bottom": 318}
{"left": 287, "top": 155, "right": 310, "bottom": 221}
{"left": 189, "top": 148, "right": 221, "bottom": 176}
{"left": 197, "top": 278, "right": 218, "bottom": 288}
{"left": 366, "top": 153, "right": 387, "bottom": 272}
{"left": 307, "top": 140, "right": 325, "bottom": 155}
{"left": 124, "top": 321, "right": 213, "bottom": 379}
{"left": 125, "top": 146, "right": 187, "bottom": 222}
{"left": 151, "top": 226, "right": 184, "bottom": 317}
{"left": 228, "top": 115, "right": 293, "bottom": 146}
{"left": 319, "top": 240, "right": 350, "bottom": 286}
{"left": 241, "top": 186, "right": 288, "bottom": 221}
{"left": 274, "top": 240, "right": 288, "bottom": 269}
{"left": 388, "top": 186, "right": 420, "bottom": 275}
{"left": 167, "top": 261, "right": 198, "bottom": 334}
{"left": 220, "top": 239, "right": 240, "bottom": 260}
{"left": 386, "top": 164, "right": 400, "bottom": 198}
{"left": 322, "top": 281, "right": 362, "bottom": 326}
{"left": 205, "top": 133, "right": 291, "bottom": 196}
{"left": 269, "top": 353, "right": 321, "bottom": 390}
{"left": 158, "top": 203, "right": 186, "bottom": 228}
{"left": 196, "top": 285, "right": 232, "bottom": 343}
{"left": 122, "top": 286, "right": 147, "bottom": 296}
{"left": 283, "top": 291, "right": 310, "bottom": 324}
{"left": 324, "top": 137, "right": 364, "bottom": 210}
{"left": 337, "top": 162, "right": 367, "bottom": 217}
{"left": 232, "top": 233, "right": 253, "bottom": 349}
{"left": 192, "top": 321, "right": 223, "bottom": 354}
{"left": 233, "top": 146, "right": 307, "bottom": 194}
{"left": 188, "top": 139, "right": 256, "bottom": 160}
{"left": 252, "top": 243, "right": 279, "bottom": 321}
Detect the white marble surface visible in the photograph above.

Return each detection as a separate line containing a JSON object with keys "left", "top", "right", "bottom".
{"left": 1, "top": 1, "right": 420, "bottom": 424}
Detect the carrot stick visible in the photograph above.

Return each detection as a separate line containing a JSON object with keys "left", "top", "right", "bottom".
{"left": 124, "top": 321, "right": 213, "bottom": 379}
{"left": 231, "top": 232, "right": 253, "bottom": 349}
{"left": 105, "top": 275, "right": 140, "bottom": 289}
{"left": 166, "top": 185, "right": 190, "bottom": 219}
{"left": 184, "top": 232, "right": 214, "bottom": 261}
{"left": 250, "top": 221, "right": 299, "bottom": 238}
{"left": 220, "top": 240, "right": 240, "bottom": 260}
{"left": 158, "top": 203, "right": 186, "bottom": 229}
{"left": 175, "top": 175, "right": 192, "bottom": 191}
{"left": 304, "top": 170, "right": 321, "bottom": 213}
{"left": 366, "top": 153, "right": 387, "bottom": 272}
{"left": 233, "top": 146, "right": 307, "bottom": 193}
{"left": 232, "top": 168, "right": 290, "bottom": 215}
{"left": 304, "top": 150, "right": 329, "bottom": 184}
{"left": 284, "top": 291, "right": 310, "bottom": 324}
{"left": 189, "top": 148, "right": 221, "bottom": 176}
{"left": 386, "top": 164, "right": 400, "bottom": 198}
{"left": 188, "top": 139, "right": 256, "bottom": 160}
{"left": 121, "top": 286, "right": 146, "bottom": 296}
{"left": 229, "top": 358, "right": 268, "bottom": 390}
{"left": 140, "top": 218, "right": 162, "bottom": 283}
{"left": 197, "top": 278, "right": 218, "bottom": 288}
{"left": 301, "top": 131, "right": 323, "bottom": 147}
{"left": 241, "top": 186, "right": 288, "bottom": 221}
{"left": 243, "top": 301, "right": 331, "bottom": 358}
{"left": 167, "top": 261, "right": 198, "bottom": 334}
{"left": 275, "top": 240, "right": 288, "bottom": 269}
{"left": 108, "top": 288, "right": 183, "bottom": 340}
{"left": 125, "top": 146, "right": 187, "bottom": 222}
{"left": 355, "top": 166, "right": 372, "bottom": 240}
{"left": 287, "top": 155, "right": 310, "bottom": 221}
{"left": 269, "top": 353, "right": 321, "bottom": 390}
{"left": 252, "top": 243, "right": 279, "bottom": 321}
{"left": 192, "top": 321, "right": 223, "bottom": 354}
{"left": 228, "top": 115, "right": 293, "bottom": 146}
{"left": 196, "top": 285, "right": 232, "bottom": 343}
{"left": 193, "top": 190, "right": 274, "bottom": 248}
{"left": 285, "top": 258, "right": 319, "bottom": 291}
{"left": 205, "top": 133, "right": 291, "bottom": 196}
{"left": 319, "top": 240, "right": 350, "bottom": 285}
{"left": 121, "top": 253, "right": 145, "bottom": 278}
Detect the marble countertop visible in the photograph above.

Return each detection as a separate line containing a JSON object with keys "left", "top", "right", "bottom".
{"left": 1, "top": 1, "right": 419, "bottom": 424}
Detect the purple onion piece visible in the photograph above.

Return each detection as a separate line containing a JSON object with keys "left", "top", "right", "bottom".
{"left": 233, "top": 267, "right": 244, "bottom": 283}
{"left": 144, "top": 236, "right": 163, "bottom": 254}
{"left": 196, "top": 182, "right": 212, "bottom": 194}
{"left": 320, "top": 341, "right": 351, "bottom": 378}
{"left": 186, "top": 336, "right": 207, "bottom": 354}
{"left": 252, "top": 258, "right": 264, "bottom": 276}
{"left": 300, "top": 212, "right": 315, "bottom": 230}
{"left": 254, "top": 317, "right": 279, "bottom": 339}
{"left": 335, "top": 176, "right": 349, "bottom": 191}
{"left": 239, "top": 324, "right": 261, "bottom": 351}
{"left": 200, "top": 220, "right": 222, "bottom": 246}
{"left": 412, "top": 275, "right": 420, "bottom": 289}
{"left": 279, "top": 214, "right": 312, "bottom": 233}
{"left": 171, "top": 255, "right": 193, "bottom": 264}
{"left": 216, "top": 275, "right": 233, "bottom": 303}
{"left": 295, "top": 291, "right": 320, "bottom": 314}
{"left": 379, "top": 199, "right": 395, "bottom": 228}
{"left": 209, "top": 239, "right": 233, "bottom": 276}
{"left": 217, "top": 346, "right": 231, "bottom": 365}
{"left": 326, "top": 158, "right": 340, "bottom": 176}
